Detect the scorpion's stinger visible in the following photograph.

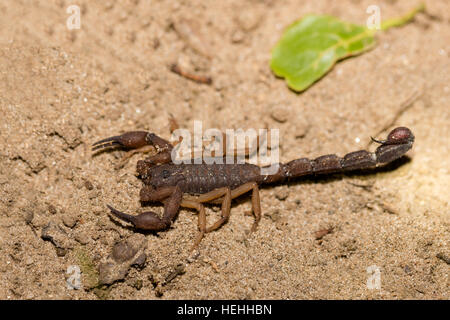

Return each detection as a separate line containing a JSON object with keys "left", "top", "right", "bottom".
{"left": 370, "top": 136, "right": 386, "bottom": 145}
{"left": 371, "top": 127, "right": 415, "bottom": 147}
{"left": 374, "top": 127, "right": 414, "bottom": 164}
{"left": 384, "top": 127, "right": 415, "bottom": 145}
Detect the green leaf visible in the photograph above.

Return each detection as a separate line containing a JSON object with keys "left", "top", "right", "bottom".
{"left": 270, "top": 4, "right": 425, "bottom": 92}
{"left": 271, "top": 15, "right": 376, "bottom": 91}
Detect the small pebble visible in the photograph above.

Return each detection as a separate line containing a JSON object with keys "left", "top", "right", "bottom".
{"left": 132, "top": 253, "right": 147, "bottom": 269}
{"left": 97, "top": 234, "right": 147, "bottom": 286}
{"left": 56, "top": 247, "right": 67, "bottom": 257}
{"left": 404, "top": 265, "right": 412, "bottom": 274}
{"left": 270, "top": 108, "right": 289, "bottom": 123}
{"left": 75, "top": 231, "right": 91, "bottom": 245}
{"left": 48, "top": 204, "right": 57, "bottom": 215}
{"left": 41, "top": 222, "right": 69, "bottom": 249}
{"left": 62, "top": 214, "right": 78, "bottom": 228}
{"left": 98, "top": 262, "right": 121, "bottom": 285}
{"left": 236, "top": 9, "right": 262, "bottom": 31}
{"left": 23, "top": 210, "right": 34, "bottom": 224}
{"left": 112, "top": 240, "right": 138, "bottom": 263}
{"left": 84, "top": 180, "right": 94, "bottom": 190}
{"left": 25, "top": 293, "right": 35, "bottom": 300}
{"left": 88, "top": 190, "right": 100, "bottom": 200}
{"left": 231, "top": 29, "right": 245, "bottom": 43}
{"left": 155, "top": 287, "right": 163, "bottom": 297}
{"left": 274, "top": 187, "right": 289, "bottom": 201}
{"left": 264, "top": 209, "right": 281, "bottom": 222}
{"left": 187, "top": 250, "right": 200, "bottom": 263}
{"left": 275, "top": 216, "right": 290, "bottom": 231}
{"left": 132, "top": 279, "right": 143, "bottom": 290}
{"left": 41, "top": 221, "right": 74, "bottom": 257}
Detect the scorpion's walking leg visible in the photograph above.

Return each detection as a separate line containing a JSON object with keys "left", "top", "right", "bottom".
{"left": 180, "top": 199, "right": 207, "bottom": 251}
{"left": 234, "top": 183, "right": 262, "bottom": 232}
{"left": 185, "top": 188, "right": 232, "bottom": 232}
{"left": 199, "top": 189, "right": 232, "bottom": 233}
{"left": 205, "top": 189, "right": 231, "bottom": 233}
{"left": 181, "top": 187, "right": 232, "bottom": 250}
{"left": 108, "top": 185, "right": 182, "bottom": 231}
{"left": 209, "top": 182, "right": 261, "bottom": 232}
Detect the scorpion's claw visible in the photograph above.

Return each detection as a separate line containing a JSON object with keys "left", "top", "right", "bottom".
{"left": 107, "top": 205, "right": 169, "bottom": 231}
{"left": 92, "top": 131, "right": 149, "bottom": 152}
{"left": 107, "top": 204, "right": 135, "bottom": 223}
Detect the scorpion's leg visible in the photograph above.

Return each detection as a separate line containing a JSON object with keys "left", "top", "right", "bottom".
{"left": 190, "top": 188, "right": 232, "bottom": 233}
{"left": 229, "top": 183, "right": 261, "bottom": 232}
{"left": 205, "top": 188, "right": 231, "bottom": 232}
{"left": 108, "top": 186, "right": 182, "bottom": 231}
{"left": 180, "top": 188, "right": 232, "bottom": 249}
{"left": 180, "top": 199, "right": 206, "bottom": 251}
{"left": 185, "top": 187, "right": 231, "bottom": 233}
{"left": 207, "top": 182, "right": 261, "bottom": 232}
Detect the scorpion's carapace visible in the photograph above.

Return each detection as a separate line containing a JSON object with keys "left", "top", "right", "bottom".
{"left": 93, "top": 126, "right": 414, "bottom": 250}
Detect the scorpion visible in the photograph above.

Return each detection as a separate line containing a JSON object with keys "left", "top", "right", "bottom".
{"left": 92, "top": 126, "right": 414, "bottom": 250}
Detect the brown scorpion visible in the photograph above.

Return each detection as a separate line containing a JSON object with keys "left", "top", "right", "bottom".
{"left": 92, "top": 126, "right": 414, "bottom": 250}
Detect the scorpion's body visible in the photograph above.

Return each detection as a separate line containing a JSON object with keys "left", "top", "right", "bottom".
{"left": 140, "top": 162, "right": 263, "bottom": 194}
{"left": 93, "top": 126, "right": 414, "bottom": 250}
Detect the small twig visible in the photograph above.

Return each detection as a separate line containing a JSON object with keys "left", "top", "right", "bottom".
{"left": 170, "top": 63, "right": 212, "bottom": 85}
{"left": 436, "top": 253, "right": 450, "bottom": 265}
{"left": 168, "top": 113, "right": 179, "bottom": 134}
{"left": 381, "top": 201, "right": 399, "bottom": 215}
{"left": 314, "top": 227, "right": 334, "bottom": 240}
{"left": 163, "top": 263, "right": 186, "bottom": 285}
{"left": 347, "top": 181, "right": 374, "bottom": 191}
{"left": 367, "top": 90, "right": 422, "bottom": 148}
{"left": 380, "top": 3, "right": 425, "bottom": 31}
{"left": 203, "top": 258, "right": 220, "bottom": 273}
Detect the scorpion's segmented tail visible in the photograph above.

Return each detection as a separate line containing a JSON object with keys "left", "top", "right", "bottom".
{"left": 264, "top": 127, "right": 414, "bottom": 182}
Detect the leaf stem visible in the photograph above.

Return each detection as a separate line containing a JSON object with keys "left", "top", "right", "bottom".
{"left": 380, "top": 3, "right": 425, "bottom": 31}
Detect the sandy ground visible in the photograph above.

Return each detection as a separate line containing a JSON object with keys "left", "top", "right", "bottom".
{"left": 0, "top": 0, "right": 448, "bottom": 300}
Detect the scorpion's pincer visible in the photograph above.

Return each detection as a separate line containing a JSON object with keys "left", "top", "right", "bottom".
{"left": 92, "top": 131, "right": 149, "bottom": 152}
{"left": 107, "top": 205, "right": 169, "bottom": 231}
